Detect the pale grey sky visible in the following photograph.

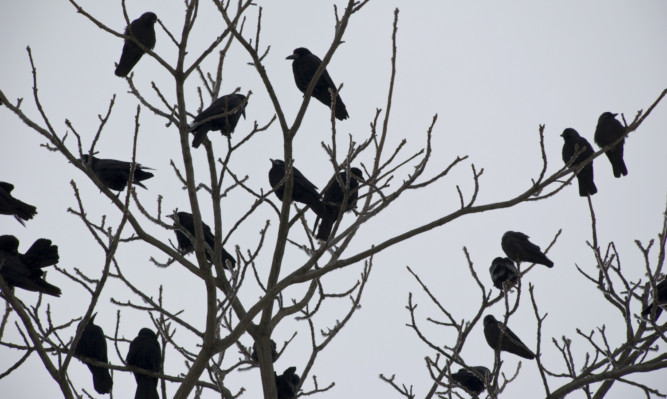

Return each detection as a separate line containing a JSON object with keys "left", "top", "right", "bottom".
{"left": 1, "top": 1, "right": 666, "bottom": 398}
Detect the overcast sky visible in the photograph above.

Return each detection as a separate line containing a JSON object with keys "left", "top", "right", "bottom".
{"left": 1, "top": 1, "right": 667, "bottom": 398}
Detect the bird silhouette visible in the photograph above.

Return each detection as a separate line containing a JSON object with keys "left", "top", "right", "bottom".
{"left": 316, "top": 167, "right": 363, "bottom": 241}
{"left": 275, "top": 366, "right": 300, "bottom": 399}
{"left": 594, "top": 112, "right": 627, "bottom": 178}
{"left": 489, "top": 257, "right": 519, "bottom": 290}
{"left": 127, "top": 328, "right": 161, "bottom": 399}
{"left": 268, "top": 159, "right": 332, "bottom": 224}
{"left": 75, "top": 314, "right": 113, "bottom": 394}
{"left": 115, "top": 12, "right": 158, "bottom": 77}
{"left": 451, "top": 366, "right": 491, "bottom": 395}
{"left": 0, "top": 235, "right": 61, "bottom": 297}
{"left": 561, "top": 128, "right": 597, "bottom": 196}
{"left": 501, "top": 231, "right": 553, "bottom": 268}
{"left": 483, "top": 315, "right": 535, "bottom": 360}
{"left": 82, "top": 155, "right": 154, "bottom": 192}
{"left": 190, "top": 93, "right": 247, "bottom": 148}
{"left": 167, "top": 212, "right": 236, "bottom": 269}
{"left": 286, "top": 47, "right": 349, "bottom": 120}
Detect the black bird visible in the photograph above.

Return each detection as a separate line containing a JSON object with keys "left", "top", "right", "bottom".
{"left": 561, "top": 128, "right": 597, "bottom": 196}
{"left": 127, "top": 328, "right": 161, "bottom": 399}
{"left": 642, "top": 279, "right": 667, "bottom": 321}
{"left": 168, "top": 211, "right": 235, "bottom": 269}
{"left": 489, "top": 257, "right": 518, "bottom": 290}
{"left": 483, "top": 315, "right": 535, "bottom": 360}
{"left": 0, "top": 235, "right": 61, "bottom": 297}
{"left": 250, "top": 339, "right": 278, "bottom": 363}
{"left": 275, "top": 366, "right": 300, "bottom": 399}
{"left": 286, "top": 47, "right": 349, "bottom": 120}
{"left": 0, "top": 182, "right": 37, "bottom": 226}
{"left": 75, "top": 314, "right": 113, "bottom": 394}
{"left": 190, "top": 94, "right": 247, "bottom": 148}
{"left": 450, "top": 366, "right": 491, "bottom": 395}
{"left": 115, "top": 12, "right": 158, "bottom": 77}
{"left": 268, "top": 159, "right": 332, "bottom": 223}
{"left": 594, "top": 112, "right": 627, "bottom": 178}
{"left": 316, "top": 167, "right": 363, "bottom": 241}
{"left": 82, "top": 155, "right": 154, "bottom": 192}
{"left": 501, "top": 231, "right": 553, "bottom": 268}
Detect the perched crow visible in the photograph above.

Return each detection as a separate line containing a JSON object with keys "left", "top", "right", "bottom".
{"left": 501, "top": 231, "right": 553, "bottom": 268}
{"left": 451, "top": 366, "right": 491, "bottom": 395}
{"left": 594, "top": 112, "right": 627, "bottom": 178}
{"left": 642, "top": 279, "right": 667, "bottom": 321}
{"left": 483, "top": 315, "right": 535, "bottom": 360}
{"left": 268, "top": 159, "right": 331, "bottom": 223}
{"left": 190, "top": 94, "right": 247, "bottom": 148}
{"left": 127, "top": 328, "right": 161, "bottom": 399}
{"left": 0, "top": 182, "right": 37, "bottom": 225}
{"left": 82, "top": 155, "right": 154, "bottom": 192}
{"left": 0, "top": 235, "right": 61, "bottom": 297}
{"left": 167, "top": 212, "right": 235, "bottom": 269}
{"left": 489, "top": 257, "right": 518, "bottom": 290}
{"left": 561, "top": 128, "right": 598, "bottom": 197}
{"left": 115, "top": 12, "right": 158, "bottom": 77}
{"left": 316, "top": 167, "right": 363, "bottom": 241}
{"left": 275, "top": 366, "right": 300, "bottom": 399}
{"left": 250, "top": 339, "right": 278, "bottom": 363}
{"left": 75, "top": 314, "right": 113, "bottom": 394}
{"left": 286, "top": 47, "right": 349, "bottom": 120}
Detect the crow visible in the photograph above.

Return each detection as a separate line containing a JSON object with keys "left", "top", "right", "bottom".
{"left": 190, "top": 94, "right": 247, "bottom": 148}
{"left": 286, "top": 47, "right": 349, "bottom": 120}
{"left": 250, "top": 339, "right": 278, "bottom": 363}
{"left": 275, "top": 366, "right": 300, "bottom": 399}
{"left": 268, "top": 159, "right": 332, "bottom": 223}
{"left": 316, "top": 167, "right": 363, "bottom": 241}
{"left": 82, "top": 155, "right": 154, "bottom": 192}
{"left": 127, "top": 328, "right": 161, "bottom": 399}
{"left": 489, "top": 257, "right": 518, "bottom": 290}
{"left": 594, "top": 112, "right": 627, "bottom": 178}
{"left": 167, "top": 212, "right": 235, "bottom": 269}
{"left": 0, "top": 182, "right": 37, "bottom": 226}
{"left": 501, "top": 231, "right": 553, "bottom": 268}
{"left": 450, "top": 366, "right": 491, "bottom": 395}
{"left": 75, "top": 314, "right": 113, "bottom": 394}
{"left": 0, "top": 235, "right": 61, "bottom": 297}
{"left": 483, "top": 315, "right": 535, "bottom": 360}
{"left": 642, "top": 279, "right": 667, "bottom": 321}
{"left": 115, "top": 12, "right": 158, "bottom": 77}
{"left": 561, "top": 128, "right": 598, "bottom": 196}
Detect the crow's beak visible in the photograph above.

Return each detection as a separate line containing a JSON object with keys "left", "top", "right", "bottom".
{"left": 242, "top": 109, "right": 246, "bottom": 119}
{"left": 286, "top": 54, "right": 295, "bottom": 60}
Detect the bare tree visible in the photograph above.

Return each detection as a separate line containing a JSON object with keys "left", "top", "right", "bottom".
{"left": 385, "top": 198, "right": 667, "bottom": 399}
{"left": 0, "top": 1, "right": 665, "bottom": 399}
